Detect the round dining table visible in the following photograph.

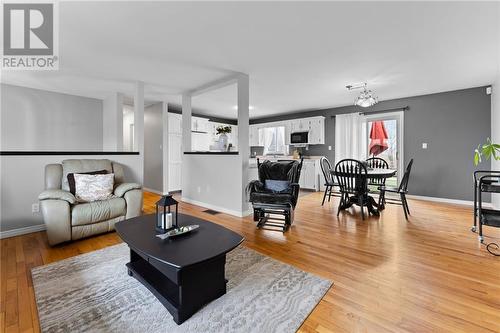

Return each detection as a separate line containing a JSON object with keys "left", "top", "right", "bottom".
{"left": 331, "top": 168, "right": 397, "bottom": 216}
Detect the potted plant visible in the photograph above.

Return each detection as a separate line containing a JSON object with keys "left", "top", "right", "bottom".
{"left": 216, "top": 125, "right": 232, "bottom": 151}
{"left": 474, "top": 138, "right": 500, "bottom": 166}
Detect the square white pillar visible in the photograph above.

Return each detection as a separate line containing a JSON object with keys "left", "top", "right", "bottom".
{"left": 181, "top": 94, "right": 192, "bottom": 153}
{"left": 102, "top": 92, "right": 124, "bottom": 151}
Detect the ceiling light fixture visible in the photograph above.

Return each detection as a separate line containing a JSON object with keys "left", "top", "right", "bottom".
{"left": 346, "top": 82, "right": 379, "bottom": 108}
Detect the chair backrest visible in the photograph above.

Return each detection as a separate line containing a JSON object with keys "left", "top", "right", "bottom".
{"left": 45, "top": 159, "right": 124, "bottom": 191}
{"left": 366, "top": 157, "right": 389, "bottom": 169}
{"left": 365, "top": 157, "right": 389, "bottom": 185}
{"left": 257, "top": 158, "right": 303, "bottom": 184}
{"left": 320, "top": 157, "right": 334, "bottom": 185}
{"left": 398, "top": 159, "right": 414, "bottom": 192}
{"left": 334, "top": 159, "right": 368, "bottom": 194}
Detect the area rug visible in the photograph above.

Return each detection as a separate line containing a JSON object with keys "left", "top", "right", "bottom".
{"left": 32, "top": 244, "right": 332, "bottom": 333}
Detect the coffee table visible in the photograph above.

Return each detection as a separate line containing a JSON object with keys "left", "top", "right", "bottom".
{"left": 115, "top": 213, "right": 244, "bottom": 324}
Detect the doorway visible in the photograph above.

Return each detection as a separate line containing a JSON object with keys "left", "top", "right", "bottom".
{"left": 364, "top": 111, "right": 404, "bottom": 186}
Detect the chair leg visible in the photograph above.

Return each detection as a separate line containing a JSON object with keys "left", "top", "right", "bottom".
{"left": 337, "top": 193, "right": 344, "bottom": 217}
{"left": 378, "top": 190, "right": 384, "bottom": 208}
{"left": 402, "top": 194, "right": 410, "bottom": 215}
{"left": 400, "top": 193, "right": 408, "bottom": 220}
{"left": 321, "top": 186, "right": 329, "bottom": 206}
{"left": 328, "top": 187, "right": 333, "bottom": 202}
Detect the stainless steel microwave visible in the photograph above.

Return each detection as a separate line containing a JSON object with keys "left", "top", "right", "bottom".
{"left": 290, "top": 131, "right": 308, "bottom": 144}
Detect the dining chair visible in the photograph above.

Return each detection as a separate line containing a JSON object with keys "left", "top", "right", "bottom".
{"left": 365, "top": 157, "right": 389, "bottom": 187}
{"left": 320, "top": 157, "right": 340, "bottom": 205}
{"left": 334, "top": 159, "right": 370, "bottom": 220}
{"left": 378, "top": 159, "right": 414, "bottom": 219}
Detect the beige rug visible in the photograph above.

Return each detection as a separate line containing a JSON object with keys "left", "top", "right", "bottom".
{"left": 32, "top": 243, "right": 332, "bottom": 333}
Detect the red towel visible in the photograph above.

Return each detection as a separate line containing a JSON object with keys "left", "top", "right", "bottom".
{"left": 368, "top": 121, "right": 389, "bottom": 156}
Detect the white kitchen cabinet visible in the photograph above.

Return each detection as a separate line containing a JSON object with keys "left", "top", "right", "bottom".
{"left": 308, "top": 117, "right": 325, "bottom": 144}
{"left": 191, "top": 117, "right": 209, "bottom": 133}
{"left": 284, "top": 121, "right": 291, "bottom": 145}
{"left": 168, "top": 112, "right": 182, "bottom": 134}
{"left": 299, "top": 160, "right": 320, "bottom": 190}
{"left": 249, "top": 125, "right": 263, "bottom": 146}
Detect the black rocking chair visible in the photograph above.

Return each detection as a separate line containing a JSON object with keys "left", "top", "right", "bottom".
{"left": 378, "top": 159, "right": 413, "bottom": 220}
{"left": 247, "top": 158, "right": 303, "bottom": 232}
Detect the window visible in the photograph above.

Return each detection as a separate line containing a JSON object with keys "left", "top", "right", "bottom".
{"left": 263, "top": 126, "right": 287, "bottom": 155}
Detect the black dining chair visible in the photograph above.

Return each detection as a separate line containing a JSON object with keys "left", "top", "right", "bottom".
{"left": 320, "top": 157, "right": 340, "bottom": 205}
{"left": 378, "top": 159, "right": 413, "bottom": 220}
{"left": 365, "top": 157, "right": 389, "bottom": 187}
{"left": 334, "top": 159, "right": 370, "bottom": 220}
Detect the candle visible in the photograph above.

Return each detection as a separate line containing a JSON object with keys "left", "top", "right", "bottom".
{"left": 163, "top": 213, "right": 173, "bottom": 229}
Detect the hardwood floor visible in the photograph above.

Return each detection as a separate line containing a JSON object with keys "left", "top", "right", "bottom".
{"left": 1, "top": 191, "right": 499, "bottom": 333}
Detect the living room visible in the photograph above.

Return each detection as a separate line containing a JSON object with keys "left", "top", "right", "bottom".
{"left": 1, "top": 1, "right": 499, "bottom": 333}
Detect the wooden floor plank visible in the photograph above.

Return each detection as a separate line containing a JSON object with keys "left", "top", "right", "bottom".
{"left": 1, "top": 191, "right": 499, "bottom": 333}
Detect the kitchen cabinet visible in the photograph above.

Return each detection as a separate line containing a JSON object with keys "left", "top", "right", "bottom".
{"left": 249, "top": 125, "right": 264, "bottom": 146}
{"left": 299, "top": 159, "right": 320, "bottom": 190}
{"left": 287, "top": 116, "right": 324, "bottom": 145}
{"left": 191, "top": 117, "right": 209, "bottom": 133}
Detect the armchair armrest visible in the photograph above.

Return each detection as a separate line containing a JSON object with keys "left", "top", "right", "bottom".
{"left": 114, "top": 182, "right": 142, "bottom": 197}
{"left": 38, "top": 189, "right": 76, "bottom": 204}
{"left": 289, "top": 182, "right": 300, "bottom": 198}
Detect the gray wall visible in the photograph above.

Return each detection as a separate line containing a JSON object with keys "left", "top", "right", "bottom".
{"left": 1, "top": 84, "right": 103, "bottom": 151}
{"left": 144, "top": 103, "right": 163, "bottom": 192}
{"left": 252, "top": 87, "right": 491, "bottom": 201}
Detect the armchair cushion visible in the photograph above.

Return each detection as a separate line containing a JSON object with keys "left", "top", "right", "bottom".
{"left": 71, "top": 197, "right": 126, "bottom": 226}
{"left": 38, "top": 189, "right": 77, "bottom": 205}
{"left": 67, "top": 169, "right": 108, "bottom": 195}
{"left": 250, "top": 192, "right": 296, "bottom": 207}
{"left": 264, "top": 179, "right": 291, "bottom": 193}
{"left": 114, "top": 182, "right": 142, "bottom": 197}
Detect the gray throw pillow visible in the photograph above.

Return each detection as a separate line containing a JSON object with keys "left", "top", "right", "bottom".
{"left": 265, "top": 180, "right": 290, "bottom": 193}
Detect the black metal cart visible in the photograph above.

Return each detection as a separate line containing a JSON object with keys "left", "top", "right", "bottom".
{"left": 472, "top": 170, "right": 500, "bottom": 242}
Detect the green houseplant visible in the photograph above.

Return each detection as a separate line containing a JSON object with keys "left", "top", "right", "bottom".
{"left": 474, "top": 138, "right": 500, "bottom": 166}
{"left": 216, "top": 125, "right": 232, "bottom": 135}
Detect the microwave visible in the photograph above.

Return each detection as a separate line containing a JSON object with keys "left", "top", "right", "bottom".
{"left": 290, "top": 131, "right": 309, "bottom": 144}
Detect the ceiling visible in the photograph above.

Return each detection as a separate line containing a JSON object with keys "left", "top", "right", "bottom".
{"left": 2, "top": 1, "right": 499, "bottom": 120}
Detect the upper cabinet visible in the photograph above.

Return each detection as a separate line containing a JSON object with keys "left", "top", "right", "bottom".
{"left": 249, "top": 125, "right": 264, "bottom": 147}
{"left": 191, "top": 117, "right": 209, "bottom": 133}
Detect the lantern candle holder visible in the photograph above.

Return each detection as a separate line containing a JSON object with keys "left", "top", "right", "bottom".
{"left": 155, "top": 194, "right": 179, "bottom": 233}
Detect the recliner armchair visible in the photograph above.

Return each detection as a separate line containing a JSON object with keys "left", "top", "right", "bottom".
{"left": 247, "top": 159, "right": 303, "bottom": 232}
{"left": 38, "top": 159, "right": 143, "bottom": 245}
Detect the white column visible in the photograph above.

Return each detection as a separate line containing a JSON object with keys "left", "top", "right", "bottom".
{"left": 162, "top": 101, "right": 169, "bottom": 194}
{"left": 134, "top": 81, "right": 145, "bottom": 183}
{"left": 181, "top": 93, "right": 192, "bottom": 153}
{"left": 102, "top": 92, "right": 123, "bottom": 151}
{"left": 237, "top": 74, "right": 250, "bottom": 213}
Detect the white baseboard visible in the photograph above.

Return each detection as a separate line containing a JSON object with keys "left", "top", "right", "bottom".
{"left": 0, "top": 224, "right": 46, "bottom": 239}
{"left": 181, "top": 197, "right": 252, "bottom": 217}
{"left": 142, "top": 187, "right": 165, "bottom": 195}
{"left": 406, "top": 194, "right": 493, "bottom": 208}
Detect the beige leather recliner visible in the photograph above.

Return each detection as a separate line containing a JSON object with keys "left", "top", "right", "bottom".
{"left": 38, "top": 159, "right": 143, "bottom": 246}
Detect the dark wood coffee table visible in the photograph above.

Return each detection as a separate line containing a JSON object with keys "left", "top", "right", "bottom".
{"left": 115, "top": 213, "right": 244, "bottom": 325}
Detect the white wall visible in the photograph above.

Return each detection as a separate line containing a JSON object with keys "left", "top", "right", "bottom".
{"left": 0, "top": 154, "right": 143, "bottom": 233}
{"left": 144, "top": 102, "right": 163, "bottom": 192}
{"left": 1, "top": 84, "right": 103, "bottom": 151}
{"left": 181, "top": 154, "right": 250, "bottom": 216}
{"left": 102, "top": 92, "right": 124, "bottom": 151}
{"left": 492, "top": 3, "right": 500, "bottom": 209}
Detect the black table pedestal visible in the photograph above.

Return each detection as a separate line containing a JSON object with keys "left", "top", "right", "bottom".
{"left": 339, "top": 194, "right": 380, "bottom": 216}
{"left": 126, "top": 247, "right": 226, "bottom": 325}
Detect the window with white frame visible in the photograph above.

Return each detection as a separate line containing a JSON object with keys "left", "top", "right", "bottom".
{"left": 262, "top": 126, "right": 287, "bottom": 155}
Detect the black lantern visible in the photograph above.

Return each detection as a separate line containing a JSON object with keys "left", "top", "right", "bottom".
{"left": 155, "top": 194, "right": 178, "bottom": 233}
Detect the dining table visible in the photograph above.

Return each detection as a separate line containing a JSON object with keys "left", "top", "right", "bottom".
{"left": 331, "top": 168, "right": 397, "bottom": 216}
